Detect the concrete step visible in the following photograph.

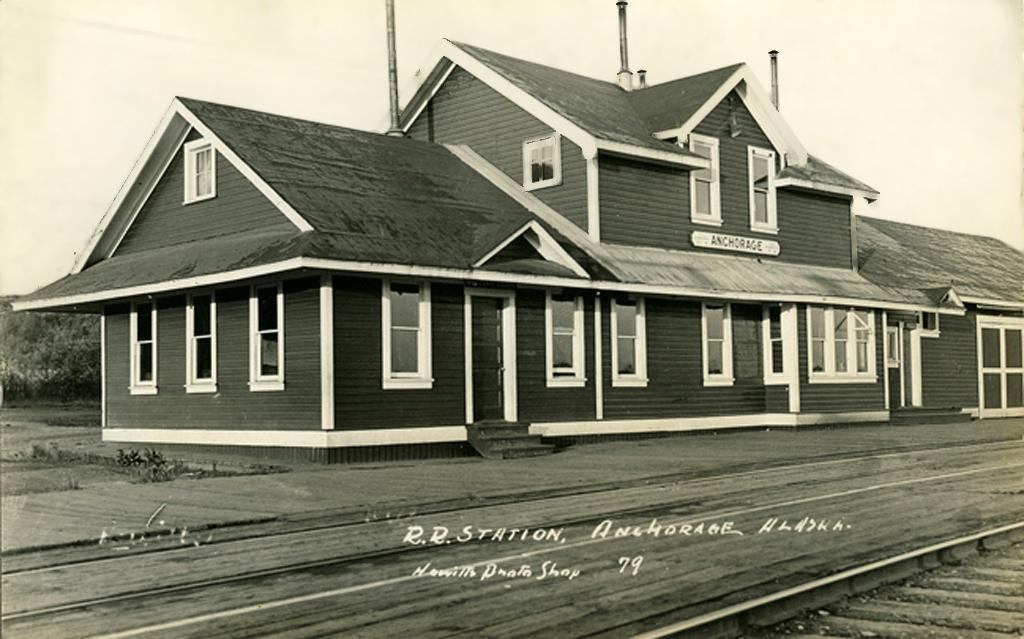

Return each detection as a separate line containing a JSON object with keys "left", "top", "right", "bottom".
{"left": 466, "top": 421, "right": 554, "bottom": 460}
{"left": 500, "top": 443, "right": 556, "bottom": 459}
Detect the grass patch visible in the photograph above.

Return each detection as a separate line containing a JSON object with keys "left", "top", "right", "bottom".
{"left": 12, "top": 443, "right": 287, "bottom": 484}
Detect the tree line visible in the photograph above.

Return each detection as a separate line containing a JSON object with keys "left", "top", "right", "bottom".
{"left": 0, "top": 297, "right": 100, "bottom": 404}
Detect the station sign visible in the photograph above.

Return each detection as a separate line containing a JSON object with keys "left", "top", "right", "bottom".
{"left": 691, "top": 231, "right": 781, "bottom": 257}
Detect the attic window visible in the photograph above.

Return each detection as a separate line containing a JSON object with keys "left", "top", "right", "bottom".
{"left": 183, "top": 139, "right": 216, "bottom": 204}
{"left": 688, "top": 134, "right": 721, "bottom": 225}
{"left": 522, "top": 134, "right": 561, "bottom": 191}
{"left": 748, "top": 146, "right": 777, "bottom": 233}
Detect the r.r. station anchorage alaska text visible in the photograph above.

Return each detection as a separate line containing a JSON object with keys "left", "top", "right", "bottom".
{"left": 403, "top": 516, "right": 852, "bottom": 547}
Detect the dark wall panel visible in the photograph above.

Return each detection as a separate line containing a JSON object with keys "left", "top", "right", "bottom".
{"left": 797, "top": 306, "right": 886, "bottom": 412}
{"left": 602, "top": 297, "right": 766, "bottom": 420}
{"left": 116, "top": 131, "right": 294, "bottom": 255}
{"left": 105, "top": 277, "right": 322, "bottom": 431}
{"left": 407, "top": 67, "right": 589, "bottom": 232}
{"left": 515, "top": 288, "right": 597, "bottom": 423}
{"left": 921, "top": 313, "right": 978, "bottom": 408}
{"left": 333, "top": 276, "right": 465, "bottom": 429}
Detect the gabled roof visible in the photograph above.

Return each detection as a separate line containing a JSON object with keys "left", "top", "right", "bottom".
{"left": 857, "top": 216, "right": 1024, "bottom": 306}
{"left": 627, "top": 64, "right": 745, "bottom": 133}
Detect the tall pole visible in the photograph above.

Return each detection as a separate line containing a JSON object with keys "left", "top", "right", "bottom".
{"left": 385, "top": 0, "right": 403, "bottom": 136}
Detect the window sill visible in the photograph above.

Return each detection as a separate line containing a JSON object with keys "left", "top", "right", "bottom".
{"left": 383, "top": 377, "right": 434, "bottom": 390}
{"left": 808, "top": 374, "right": 877, "bottom": 385}
{"left": 523, "top": 178, "right": 562, "bottom": 192}
{"left": 249, "top": 380, "right": 285, "bottom": 392}
{"left": 546, "top": 377, "right": 586, "bottom": 388}
{"left": 763, "top": 376, "right": 788, "bottom": 386}
{"left": 185, "top": 383, "right": 218, "bottom": 394}
{"left": 129, "top": 385, "right": 158, "bottom": 396}
{"left": 182, "top": 193, "right": 216, "bottom": 206}
{"left": 703, "top": 376, "right": 735, "bottom": 387}
{"left": 691, "top": 216, "right": 723, "bottom": 227}
{"left": 918, "top": 330, "right": 941, "bottom": 339}
{"left": 612, "top": 377, "right": 648, "bottom": 388}
{"left": 886, "top": 361, "right": 900, "bottom": 368}
{"left": 749, "top": 225, "right": 779, "bottom": 235}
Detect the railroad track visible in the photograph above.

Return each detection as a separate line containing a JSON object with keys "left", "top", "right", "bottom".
{"left": 5, "top": 438, "right": 1020, "bottom": 576}
{"left": 634, "top": 521, "right": 1024, "bottom": 639}
{"left": 2, "top": 442, "right": 1021, "bottom": 638}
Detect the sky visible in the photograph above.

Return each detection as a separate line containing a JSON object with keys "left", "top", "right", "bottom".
{"left": 0, "top": 0, "right": 1021, "bottom": 295}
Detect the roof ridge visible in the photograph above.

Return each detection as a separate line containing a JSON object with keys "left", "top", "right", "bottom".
{"left": 629, "top": 62, "right": 745, "bottom": 92}
{"left": 858, "top": 214, "right": 1015, "bottom": 248}
{"left": 446, "top": 40, "right": 622, "bottom": 90}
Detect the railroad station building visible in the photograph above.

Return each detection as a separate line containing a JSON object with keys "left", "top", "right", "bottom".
{"left": 15, "top": 35, "right": 1024, "bottom": 461}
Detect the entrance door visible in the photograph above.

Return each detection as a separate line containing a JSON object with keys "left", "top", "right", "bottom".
{"left": 886, "top": 325, "right": 904, "bottom": 408}
{"left": 471, "top": 297, "right": 504, "bottom": 422}
{"left": 979, "top": 323, "right": 1024, "bottom": 418}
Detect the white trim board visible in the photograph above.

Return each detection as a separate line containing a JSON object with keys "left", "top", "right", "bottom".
{"left": 14, "top": 254, "right": 969, "bottom": 318}
{"left": 530, "top": 411, "right": 890, "bottom": 437}
{"left": 103, "top": 427, "right": 468, "bottom": 448}
{"left": 775, "top": 177, "right": 879, "bottom": 202}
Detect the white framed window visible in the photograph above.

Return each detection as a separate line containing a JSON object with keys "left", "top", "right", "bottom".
{"left": 522, "top": 133, "right": 562, "bottom": 191}
{"left": 918, "top": 311, "right": 940, "bottom": 337}
{"left": 807, "top": 306, "right": 877, "bottom": 383}
{"left": 545, "top": 292, "right": 585, "bottom": 387}
{"left": 249, "top": 283, "right": 284, "bottom": 391}
{"left": 183, "top": 139, "right": 216, "bottom": 204}
{"left": 185, "top": 293, "right": 217, "bottom": 393}
{"left": 611, "top": 298, "right": 647, "bottom": 387}
{"left": 702, "top": 302, "right": 734, "bottom": 386}
{"left": 748, "top": 146, "right": 777, "bottom": 233}
{"left": 688, "top": 134, "right": 721, "bottom": 225}
{"left": 762, "top": 304, "right": 786, "bottom": 384}
{"left": 886, "top": 326, "right": 900, "bottom": 368}
{"left": 129, "top": 301, "right": 158, "bottom": 395}
{"left": 382, "top": 280, "right": 433, "bottom": 389}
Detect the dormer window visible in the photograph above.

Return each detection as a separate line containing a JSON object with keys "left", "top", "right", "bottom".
{"left": 748, "top": 146, "right": 777, "bottom": 233}
{"left": 688, "top": 134, "right": 721, "bottom": 225}
{"left": 522, "top": 134, "right": 561, "bottom": 191}
{"left": 183, "top": 139, "right": 216, "bottom": 204}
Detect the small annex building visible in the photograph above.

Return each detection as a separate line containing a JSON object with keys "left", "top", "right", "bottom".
{"left": 15, "top": 39, "right": 1024, "bottom": 461}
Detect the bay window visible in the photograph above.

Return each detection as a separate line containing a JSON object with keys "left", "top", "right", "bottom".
{"left": 186, "top": 293, "right": 216, "bottom": 392}
{"left": 702, "top": 303, "right": 733, "bottom": 386}
{"left": 249, "top": 283, "right": 284, "bottom": 391}
{"left": 611, "top": 298, "right": 647, "bottom": 387}
{"left": 382, "top": 280, "right": 432, "bottom": 389}
{"left": 807, "top": 306, "right": 877, "bottom": 382}
{"left": 546, "top": 292, "right": 585, "bottom": 387}
{"left": 130, "top": 301, "right": 157, "bottom": 394}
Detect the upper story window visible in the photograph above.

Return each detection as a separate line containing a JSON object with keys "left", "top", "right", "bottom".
{"left": 186, "top": 293, "right": 217, "bottom": 393}
{"left": 918, "top": 311, "right": 940, "bottom": 336}
{"left": 762, "top": 304, "right": 786, "bottom": 383}
{"left": 702, "top": 303, "right": 734, "bottom": 386}
{"left": 611, "top": 298, "right": 647, "bottom": 387}
{"left": 688, "top": 134, "right": 721, "bottom": 225}
{"left": 130, "top": 301, "right": 158, "bottom": 395}
{"left": 522, "top": 134, "right": 562, "bottom": 191}
{"left": 807, "top": 306, "right": 876, "bottom": 383}
{"left": 183, "top": 139, "right": 216, "bottom": 204}
{"left": 545, "top": 292, "right": 585, "bottom": 387}
{"left": 748, "top": 146, "right": 777, "bottom": 233}
{"left": 249, "top": 283, "right": 284, "bottom": 391}
{"left": 382, "top": 280, "right": 433, "bottom": 389}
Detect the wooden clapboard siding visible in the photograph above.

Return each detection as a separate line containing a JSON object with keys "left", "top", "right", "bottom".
{"left": 104, "top": 278, "right": 322, "bottom": 431}
{"left": 921, "top": 312, "right": 978, "bottom": 408}
{"left": 600, "top": 90, "right": 854, "bottom": 270}
{"left": 332, "top": 276, "right": 465, "bottom": 430}
{"left": 598, "top": 155, "right": 689, "bottom": 249}
{"left": 776, "top": 189, "right": 853, "bottom": 268}
{"left": 515, "top": 289, "right": 597, "bottom": 423}
{"left": 406, "top": 67, "right": 589, "bottom": 231}
{"left": 115, "top": 130, "right": 294, "bottom": 256}
{"left": 798, "top": 306, "right": 886, "bottom": 412}
{"left": 602, "top": 297, "right": 766, "bottom": 420}
{"left": 764, "top": 384, "right": 790, "bottom": 412}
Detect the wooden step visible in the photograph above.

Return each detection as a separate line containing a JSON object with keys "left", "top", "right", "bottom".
{"left": 466, "top": 421, "right": 555, "bottom": 460}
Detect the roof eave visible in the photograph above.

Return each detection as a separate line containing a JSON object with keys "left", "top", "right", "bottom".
{"left": 775, "top": 177, "right": 880, "bottom": 202}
